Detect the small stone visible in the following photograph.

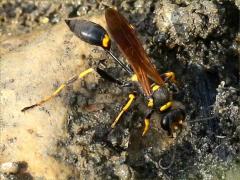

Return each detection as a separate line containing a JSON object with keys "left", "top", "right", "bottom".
{"left": 76, "top": 6, "right": 89, "bottom": 16}
{"left": 39, "top": 16, "right": 49, "bottom": 24}
{"left": 114, "top": 164, "right": 132, "bottom": 180}
{"left": 49, "top": 13, "right": 61, "bottom": 24}
{"left": 0, "top": 162, "right": 19, "bottom": 174}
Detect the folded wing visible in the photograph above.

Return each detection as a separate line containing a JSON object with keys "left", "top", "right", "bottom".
{"left": 105, "top": 8, "right": 164, "bottom": 96}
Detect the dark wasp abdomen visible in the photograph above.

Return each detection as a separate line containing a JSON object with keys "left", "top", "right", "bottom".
{"left": 65, "top": 19, "right": 110, "bottom": 49}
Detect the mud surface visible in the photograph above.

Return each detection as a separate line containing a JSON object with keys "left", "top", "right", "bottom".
{"left": 1, "top": 0, "right": 239, "bottom": 179}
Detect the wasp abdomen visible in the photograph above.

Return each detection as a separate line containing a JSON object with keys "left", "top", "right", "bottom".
{"left": 65, "top": 19, "right": 111, "bottom": 50}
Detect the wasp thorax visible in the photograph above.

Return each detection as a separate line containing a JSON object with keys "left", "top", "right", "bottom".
{"left": 152, "top": 86, "right": 170, "bottom": 109}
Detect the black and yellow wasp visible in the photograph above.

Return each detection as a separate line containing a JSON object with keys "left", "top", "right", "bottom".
{"left": 22, "top": 8, "right": 186, "bottom": 137}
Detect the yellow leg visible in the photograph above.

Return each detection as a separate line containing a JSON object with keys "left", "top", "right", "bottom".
{"left": 142, "top": 111, "right": 153, "bottom": 136}
{"left": 142, "top": 118, "right": 150, "bottom": 136}
{"left": 111, "top": 93, "right": 136, "bottom": 128}
{"left": 162, "top": 72, "right": 177, "bottom": 84}
{"left": 21, "top": 68, "right": 94, "bottom": 112}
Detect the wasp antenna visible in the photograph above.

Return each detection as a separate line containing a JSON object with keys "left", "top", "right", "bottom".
{"left": 188, "top": 115, "right": 218, "bottom": 123}
{"left": 158, "top": 132, "right": 183, "bottom": 170}
{"left": 105, "top": 50, "right": 132, "bottom": 75}
{"left": 158, "top": 140, "right": 177, "bottom": 170}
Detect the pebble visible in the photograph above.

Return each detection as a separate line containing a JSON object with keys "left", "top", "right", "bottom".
{"left": 0, "top": 162, "right": 19, "bottom": 174}
{"left": 114, "top": 164, "right": 132, "bottom": 180}
{"left": 39, "top": 16, "right": 49, "bottom": 24}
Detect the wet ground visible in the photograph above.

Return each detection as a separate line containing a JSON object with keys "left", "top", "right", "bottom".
{"left": 0, "top": 0, "right": 239, "bottom": 179}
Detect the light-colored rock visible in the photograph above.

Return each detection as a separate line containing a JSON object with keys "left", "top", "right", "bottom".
{"left": 0, "top": 14, "right": 106, "bottom": 179}
{"left": 0, "top": 162, "right": 19, "bottom": 174}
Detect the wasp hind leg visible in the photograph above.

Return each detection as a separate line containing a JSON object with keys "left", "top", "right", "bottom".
{"left": 96, "top": 60, "right": 132, "bottom": 87}
{"left": 96, "top": 67, "right": 131, "bottom": 86}
{"left": 21, "top": 68, "right": 94, "bottom": 112}
{"left": 111, "top": 93, "right": 136, "bottom": 128}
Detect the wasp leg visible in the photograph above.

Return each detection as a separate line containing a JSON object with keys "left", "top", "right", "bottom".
{"left": 21, "top": 68, "right": 94, "bottom": 112}
{"left": 96, "top": 67, "right": 132, "bottom": 87}
{"left": 106, "top": 50, "right": 133, "bottom": 75}
{"left": 142, "top": 110, "right": 153, "bottom": 136}
{"left": 96, "top": 67, "right": 124, "bottom": 85}
{"left": 111, "top": 93, "right": 136, "bottom": 128}
{"left": 161, "top": 72, "right": 177, "bottom": 84}
{"left": 161, "top": 72, "right": 179, "bottom": 93}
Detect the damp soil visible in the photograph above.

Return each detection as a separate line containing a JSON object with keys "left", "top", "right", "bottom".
{"left": 0, "top": 0, "right": 239, "bottom": 179}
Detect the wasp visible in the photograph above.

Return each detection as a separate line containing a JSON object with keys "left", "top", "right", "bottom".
{"left": 22, "top": 8, "right": 185, "bottom": 137}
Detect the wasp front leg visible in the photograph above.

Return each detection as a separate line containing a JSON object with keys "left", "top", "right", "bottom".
{"left": 96, "top": 67, "right": 132, "bottom": 87}
{"left": 161, "top": 72, "right": 180, "bottom": 93}
{"left": 142, "top": 110, "right": 154, "bottom": 136}
{"left": 161, "top": 72, "right": 177, "bottom": 84}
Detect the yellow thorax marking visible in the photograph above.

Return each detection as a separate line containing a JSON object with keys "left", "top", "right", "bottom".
{"left": 152, "top": 84, "right": 160, "bottom": 92}
{"left": 102, "top": 34, "right": 110, "bottom": 48}
{"left": 147, "top": 98, "right": 154, "bottom": 108}
{"left": 160, "top": 101, "right": 172, "bottom": 112}
{"left": 130, "top": 74, "right": 138, "bottom": 82}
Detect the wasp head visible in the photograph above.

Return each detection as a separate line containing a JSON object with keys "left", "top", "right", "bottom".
{"left": 161, "top": 102, "right": 186, "bottom": 137}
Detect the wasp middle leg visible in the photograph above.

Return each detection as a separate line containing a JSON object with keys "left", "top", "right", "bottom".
{"left": 111, "top": 93, "right": 136, "bottom": 128}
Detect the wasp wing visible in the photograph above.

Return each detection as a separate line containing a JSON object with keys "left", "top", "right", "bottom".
{"left": 105, "top": 8, "right": 165, "bottom": 96}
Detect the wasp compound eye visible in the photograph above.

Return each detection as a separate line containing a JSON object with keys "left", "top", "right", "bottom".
{"left": 65, "top": 19, "right": 111, "bottom": 50}
{"left": 161, "top": 109, "right": 186, "bottom": 136}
